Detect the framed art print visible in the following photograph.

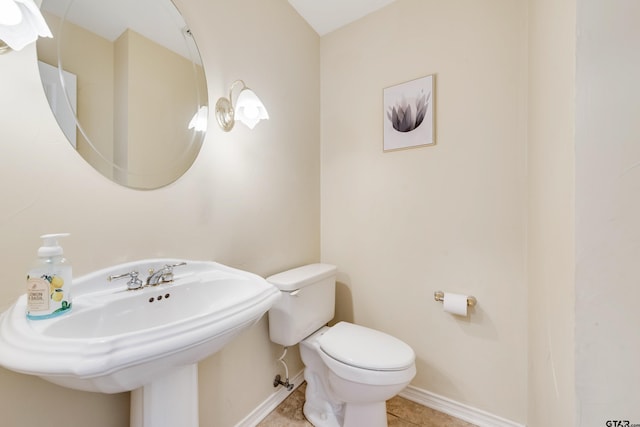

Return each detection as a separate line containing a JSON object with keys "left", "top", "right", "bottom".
{"left": 383, "top": 74, "right": 435, "bottom": 152}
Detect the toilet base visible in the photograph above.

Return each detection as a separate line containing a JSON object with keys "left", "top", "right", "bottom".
{"left": 302, "top": 367, "right": 391, "bottom": 427}
{"left": 302, "top": 368, "right": 343, "bottom": 427}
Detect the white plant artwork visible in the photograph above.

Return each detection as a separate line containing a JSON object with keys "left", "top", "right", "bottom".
{"left": 383, "top": 74, "right": 435, "bottom": 151}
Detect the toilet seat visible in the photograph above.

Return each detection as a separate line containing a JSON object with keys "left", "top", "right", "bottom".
{"left": 319, "top": 322, "right": 415, "bottom": 371}
{"left": 316, "top": 322, "right": 416, "bottom": 386}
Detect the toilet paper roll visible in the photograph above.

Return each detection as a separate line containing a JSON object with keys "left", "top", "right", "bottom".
{"left": 443, "top": 292, "right": 468, "bottom": 316}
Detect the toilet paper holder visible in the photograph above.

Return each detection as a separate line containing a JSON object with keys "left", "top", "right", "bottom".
{"left": 434, "top": 291, "right": 477, "bottom": 307}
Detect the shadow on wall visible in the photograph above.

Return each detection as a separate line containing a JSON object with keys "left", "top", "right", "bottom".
{"left": 446, "top": 301, "right": 500, "bottom": 342}
{"left": 331, "top": 273, "right": 354, "bottom": 325}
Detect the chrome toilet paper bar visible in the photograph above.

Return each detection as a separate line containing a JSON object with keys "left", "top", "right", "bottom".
{"left": 434, "top": 291, "right": 477, "bottom": 307}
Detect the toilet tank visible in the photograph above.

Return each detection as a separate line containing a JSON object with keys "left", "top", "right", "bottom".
{"left": 267, "top": 264, "right": 337, "bottom": 347}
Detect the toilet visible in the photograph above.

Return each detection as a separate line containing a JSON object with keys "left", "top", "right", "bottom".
{"left": 267, "top": 264, "right": 416, "bottom": 427}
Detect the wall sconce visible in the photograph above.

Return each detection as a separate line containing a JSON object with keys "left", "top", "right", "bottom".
{"left": 215, "top": 80, "right": 269, "bottom": 132}
{"left": 0, "top": 0, "right": 52, "bottom": 54}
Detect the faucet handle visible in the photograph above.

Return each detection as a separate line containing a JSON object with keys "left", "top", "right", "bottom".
{"left": 159, "top": 261, "right": 187, "bottom": 277}
{"left": 166, "top": 262, "right": 187, "bottom": 270}
{"left": 108, "top": 271, "right": 144, "bottom": 291}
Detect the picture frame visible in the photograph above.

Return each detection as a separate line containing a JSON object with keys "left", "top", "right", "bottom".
{"left": 383, "top": 74, "right": 435, "bottom": 152}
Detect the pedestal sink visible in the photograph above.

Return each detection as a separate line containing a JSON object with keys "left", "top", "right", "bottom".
{"left": 0, "top": 259, "right": 281, "bottom": 427}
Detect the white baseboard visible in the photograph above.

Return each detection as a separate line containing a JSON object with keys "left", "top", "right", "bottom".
{"left": 234, "top": 370, "right": 305, "bottom": 427}
{"left": 236, "top": 372, "right": 525, "bottom": 427}
{"left": 399, "top": 385, "right": 525, "bottom": 427}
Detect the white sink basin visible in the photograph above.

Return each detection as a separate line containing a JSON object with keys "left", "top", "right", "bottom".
{"left": 0, "top": 259, "right": 280, "bottom": 394}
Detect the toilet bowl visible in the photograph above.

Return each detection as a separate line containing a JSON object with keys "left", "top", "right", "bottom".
{"left": 267, "top": 263, "right": 416, "bottom": 427}
{"left": 300, "top": 323, "right": 416, "bottom": 427}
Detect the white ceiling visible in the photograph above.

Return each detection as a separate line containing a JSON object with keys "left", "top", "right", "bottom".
{"left": 41, "top": 0, "right": 397, "bottom": 58}
{"left": 287, "top": 0, "right": 397, "bottom": 36}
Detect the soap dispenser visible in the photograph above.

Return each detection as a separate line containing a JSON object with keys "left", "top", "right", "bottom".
{"left": 26, "top": 233, "right": 72, "bottom": 320}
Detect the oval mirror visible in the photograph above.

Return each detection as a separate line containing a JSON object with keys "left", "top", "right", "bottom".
{"left": 36, "top": 0, "right": 208, "bottom": 190}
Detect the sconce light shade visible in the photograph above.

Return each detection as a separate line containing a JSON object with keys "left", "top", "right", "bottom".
{"left": 0, "top": 0, "right": 52, "bottom": 53}
{"left": 215, "top": 80, "right": 269, "bottom": 132}
{"left": 0, "top": 0, "right": 22, "bottom": 26}
{"left": 188, "top": 106, "right": 208, "bottom": 132}
{"left": 234, "top": 88, "right": 269, "bottom": 130}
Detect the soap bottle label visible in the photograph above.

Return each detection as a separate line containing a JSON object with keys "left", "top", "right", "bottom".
{"left": 27, "top": 277, "right": 50, "bottom": 312}
{"left": 26, "top": 272, "right": 71, "bottom": 318}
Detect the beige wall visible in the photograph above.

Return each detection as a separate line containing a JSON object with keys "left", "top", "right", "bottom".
{"left": 526, "top": 0, "right": 577, "bottom": 425}
{"left": 320, "top": 0, "right": 528, "bottom": 423}
{"left": 575, "top": 0, "right": 640, "bottom": 424}
{"left": 0, "top": 0, "right": 318, "bottom": 426}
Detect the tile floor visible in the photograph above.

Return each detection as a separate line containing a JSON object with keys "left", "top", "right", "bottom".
{"left": 257, "top": 383, "right": 477, "bottom": 427}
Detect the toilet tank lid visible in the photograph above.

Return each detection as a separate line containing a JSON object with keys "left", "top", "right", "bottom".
{"left": 266, "top": 263, "right": 337, "bottom": 292}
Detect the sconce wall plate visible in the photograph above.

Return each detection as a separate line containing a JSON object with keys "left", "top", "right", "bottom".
{"left": 215, "top": 96, "right": 235, "bottom": 132}
{"left": 0, "top": 40, "right": 11, "bottom": 54}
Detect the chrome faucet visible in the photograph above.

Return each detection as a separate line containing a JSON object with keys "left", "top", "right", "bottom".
{"left": 108, "top": 262, "right": 187, "bottom": 291}
{"left": 145, "top": 262, "right": 187, "bottom": 287}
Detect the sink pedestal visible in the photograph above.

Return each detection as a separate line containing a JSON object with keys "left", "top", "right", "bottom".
{"left": 130, "top": 364, "right": 199, "bottom": 427}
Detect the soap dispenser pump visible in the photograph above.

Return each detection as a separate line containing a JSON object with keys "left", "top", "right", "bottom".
{"left": 26, "top": 233, "right": 72, "bottom": 320}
